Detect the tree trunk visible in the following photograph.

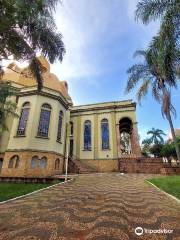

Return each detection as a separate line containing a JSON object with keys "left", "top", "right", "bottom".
{"left": 167, "top": 111, "right": 180, "bottom": 163}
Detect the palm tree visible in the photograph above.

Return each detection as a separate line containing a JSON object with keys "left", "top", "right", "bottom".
{"left": 126, "top": 40, "right": 180, "bottom": 161}
{"left": 133, "top": 0, "right": 180, "bottom": 160}
{"left": 0, "top": 83, "right": 18, "bottom": 136}
{"left": 0, "top": 0, "right": 65, "bottom": 90}
{"left": 146, "top": 128, "right": 166, "bottom": 144}
{"left": 135, "top": 0, "right": 179, "bottom": 40}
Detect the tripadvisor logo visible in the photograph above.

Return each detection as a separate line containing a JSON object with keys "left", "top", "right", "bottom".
{"left": 135, "top": 227, "right": 143, "bottom": 236}
{"left": 134, "top": 227, "right": 173, "bottom": 236}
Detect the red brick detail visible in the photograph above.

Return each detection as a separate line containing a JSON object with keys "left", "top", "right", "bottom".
{"left": 160, "top": 166, "right": 180, "bottom": 175}
{"left": 131, "top": 123, "right": 141, "bottom": 156}
{"left": 119, "top": 157, "right": 164, "bottom": 174}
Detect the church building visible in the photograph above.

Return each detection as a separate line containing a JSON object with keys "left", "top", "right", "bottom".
{"left": 0, "top": 57, "right": 142, "bottom": 177}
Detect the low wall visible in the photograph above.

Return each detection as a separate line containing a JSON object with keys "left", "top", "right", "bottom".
{"left": 160, "top": 166, "right": 180, "bottom": 175}
{"left": 1, "top": 150, "right": 64, "bottom": 177}
{"left": 80, "top": 159, "right": 118, "bottom": 172}
{"left": 119, "top": 157, "right": 164, "bottom": 174}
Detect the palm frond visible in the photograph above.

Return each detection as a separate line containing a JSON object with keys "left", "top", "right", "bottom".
{"left": 126, "top": 63, "right": 149, "bottom": 93}
{"left": 136, "top": 79, "right": 150, "bottom": 103}
{"left": 133, "top": 50, "right": 147, "bottom": 58}
{"left": 135, "top": 0, "right": 175, "bottom": 24}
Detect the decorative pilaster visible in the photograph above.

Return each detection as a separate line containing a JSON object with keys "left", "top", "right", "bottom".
{"left": 111, "top": 112, "right": 118, "bottom": 159}
{"left": 94, "top": 114, "right": 98, "bottom": 159}
{"left": 116, "top": 124, "right": 121, "bottom": 158}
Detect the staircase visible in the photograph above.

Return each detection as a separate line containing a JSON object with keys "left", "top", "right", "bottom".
{"left": 68, "top": 156, "right": 97, "bottom": 174}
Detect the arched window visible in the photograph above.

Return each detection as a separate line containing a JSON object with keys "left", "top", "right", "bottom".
{"left": 31, "top": 156, "right": 38, "bottom": 168}
{"left": 37, "top": 103, "right": 51, "bottom": 137}
{"left": 8, "top": 158, "right": 14, "bottom": 168}
{"left": 55, "top": 158, "right": 60, "bottom": 170}
{"left": 57, "top": 111, "right": 63, "bottom": 142}
{"left": 39, "top": 157, "right": 47, "bottom": 168}
{"left": 17, "top": 102, "right": 30, "bottom": 136}
{"left": 8, "top": 155, "right": 19, "bottom": 168}
{"left": 84, "top": 120, "right": 91, "bottom": 150}
{"left": 101, "top": 119, "right": 109, "bottom": 150}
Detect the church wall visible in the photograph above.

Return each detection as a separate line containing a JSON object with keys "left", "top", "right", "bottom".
{"left": 1, "top": 150, "right": 64, "bottom": 177}
{"left": 7, "top": 94, "right": 67, "bottom": 155}
{"left": 70, "top": 102, "right": 141, "bottom": 172}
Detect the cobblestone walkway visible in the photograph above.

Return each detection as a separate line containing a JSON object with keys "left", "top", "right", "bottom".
{"left": 0, "top": 173, "right": 180, "bottom": 240}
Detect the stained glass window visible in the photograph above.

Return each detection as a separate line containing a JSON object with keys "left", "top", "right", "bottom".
{"left": 17, "top": 102, "right": 30, "bottom": 136}
{"left": 37, "top": 103, "right": 51, "bottom": 137}
{"left": 101, "top": 119, "right": 109, "bottom": 150}
{"left": 57, "top": 111, "right": 63, "bottom": 142}
{"left": 84, "top": 120, "right": 91, "bottom": 150}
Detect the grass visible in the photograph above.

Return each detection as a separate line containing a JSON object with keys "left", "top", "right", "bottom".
{"left": 148, "top": 175, "right": 180, "bottom": 200}
{"left": 0, "top": 181, "right": 62, "bottom": 202}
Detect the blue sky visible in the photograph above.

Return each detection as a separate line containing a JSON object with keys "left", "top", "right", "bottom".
{"left": 51, "top": 0, "right": 180, "bottom": 142}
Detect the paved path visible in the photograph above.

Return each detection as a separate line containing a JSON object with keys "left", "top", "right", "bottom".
{"left": 0, "top": 174, "right": 180, "bottom": 240}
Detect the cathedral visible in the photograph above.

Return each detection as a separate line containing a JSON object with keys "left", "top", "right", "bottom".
{"left": 0, "top": 57, "right": 142, "bottom": 177}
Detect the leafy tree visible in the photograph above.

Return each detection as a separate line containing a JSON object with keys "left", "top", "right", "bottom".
{"left": 0, "top": 0, "right": 65, "bottom": 90}
{"left": 0, "top": 82, "right": 18, "bottom": 136}
{"left": 149, "top": 143, "right": 163, "bottom": 157}
{"left": 161, "top": 143, "right": 176, "bottom": 159}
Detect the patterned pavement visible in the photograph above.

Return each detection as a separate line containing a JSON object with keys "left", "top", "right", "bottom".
{"left": 0, "top": 173, "right": 180, "bottom": 240}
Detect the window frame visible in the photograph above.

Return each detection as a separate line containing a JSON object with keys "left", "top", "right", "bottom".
{"left": 16, "top": 102, "right": 30, "bottom": 136}
{"left": 101, "top": 118, "right": 110, "bottom": 150}
{"left": 83, "top": 120, "right": 92, "bottom": 151}
{"left": 56, "top": 111, "right": 63, "bottom": 143}
{"left": 37, "top": 103, "right": 52, "bottom": 138}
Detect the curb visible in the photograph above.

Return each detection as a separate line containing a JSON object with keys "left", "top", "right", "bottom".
{"left": 0, "top": 178, "right": 73, "bottom": 205}
{"left": 146, "top": 180, "right": 180, "bottom": 204}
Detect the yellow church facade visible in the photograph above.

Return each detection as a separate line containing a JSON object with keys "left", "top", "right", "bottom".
{"left": 0, "top": 58, "right": 142, "bottom": 177}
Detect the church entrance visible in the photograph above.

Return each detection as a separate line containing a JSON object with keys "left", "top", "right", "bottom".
{"left": 119, "top": 118, "right": 132, "bottom": 155}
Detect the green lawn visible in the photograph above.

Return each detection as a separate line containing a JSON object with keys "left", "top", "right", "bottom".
{"left": 0, "top": 181, "right": 61, "bottom": 202}
{"left": 148, "top": 175, "right": 180, "bottom": 199}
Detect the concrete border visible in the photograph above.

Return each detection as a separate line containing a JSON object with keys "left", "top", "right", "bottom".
{"left": 0, "top": 178, "right": 73, "bottom": 205}
{"left": 146, "top": 180, "right": 180, "bottom": 203}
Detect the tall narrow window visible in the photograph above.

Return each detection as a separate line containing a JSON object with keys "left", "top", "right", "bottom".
{"left": 101, "top": 119, "right": 109, "bottom": 150}
{"left": 84, "top": 120, "right": 91, "bottom": 150}
{"left": 17, "top": 102, "right": 30, "bottom": 136}
{"left": 37, "top": 103, "right": 51, "bottom": 138}
{"left": 57, "top": 111, "right": 63, "bottom": 142}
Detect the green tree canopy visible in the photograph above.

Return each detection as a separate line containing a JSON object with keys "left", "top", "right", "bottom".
{"left": 0, "top": 82, "right": 19, "bottom": 136}
{"left": 0, "top": 0, "right": 65, "bottom": 90}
